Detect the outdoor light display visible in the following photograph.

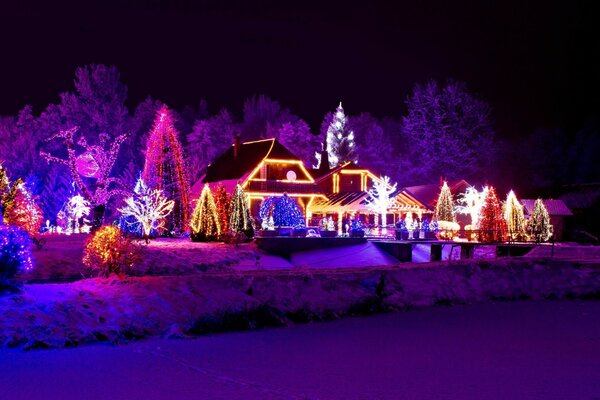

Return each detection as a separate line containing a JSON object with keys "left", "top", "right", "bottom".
{"left": 315, "top": 102, "right": 357, "bottom": 168}
{"left": 3, "top": 181, "right": 43, "bottom": 236}
{"left": 142, "top": 106, "right": 190, "bottom": 234}
{"left": 434, "top": 181, "right": 456, "bottom": 223}
{"left": 260, "top": 194, "right": 305, "bottom": 228}
{"left": 478, "top": 186, "right": 508, "bottom": 243}
{"left": 365, "top": 176, "right": 397, "bottom": 235}
{"left": 504, "top": 190, "right": 527, "bottom": 241}
{"left": 229, "top": 184, "right": 253, "bottom": 235}
{"left": 82, "top": 225, "right": 140, "bottom": 277}
{"left": 190, "top": 184, "right": 220, "bottom": 241}
{"left": 213, "top": 184, "right": 231, "bottom": 233}
{"left": 0, "top": 225, "right": 33, "bottom": 288}
{"left": 527, "top": 199, "right": 553, "bottom": 243}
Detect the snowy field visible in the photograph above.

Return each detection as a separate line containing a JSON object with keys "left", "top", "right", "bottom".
{"left": 1, "top": 300, "right": 599, "bottom": 400}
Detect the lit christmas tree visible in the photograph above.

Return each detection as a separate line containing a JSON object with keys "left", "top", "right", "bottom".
{"left": 434, "top": 181, "right": 456, "bottom": 223}
{"left": 478, "top": 186, "right": 508, "bottom": 243}
{"left": 3, "top": 181, "right": 43, "bottom": 237}
{"left": 118, "top": 177, "right": 175, "bottom": 241}
{"left": 526, "top": 199, "right": 553, "bottom": 243}
{"left": 190, "top": 184, "right": 220, "bottom": 241}
{"left": 213, "top": 184, "right": 231, "bottom": 234}
{"left": 64, "top": 195, "right": 91, "bottom": 234}
{"left": 229, "top": 184, "right": 253, "bottom": 237}
{"left": 143, "top": 106, "right": 190, "bottom": 235}
{"left": 316, "top": 102, "right": 357, "bottom": 168}
{"left": 260, "top": 194, "right": 305, "bottom": 227}
{"left": 504, "top": 190, "right": 527, "bottom": 241}
{"left": 365, "top": 176, "right": 397, "bottom": 235}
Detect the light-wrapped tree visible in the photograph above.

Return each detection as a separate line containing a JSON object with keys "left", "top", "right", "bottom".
{"left": 504, "top": 190, "right": 527, "bottom": 241}
{"left": 526, "top": 199, "right": 553, "bottom": 243}
{"left": 434, "top": 181, "right": 456, "bottom": 223}
{"left": 478, "top": 186, "right": 508, "bottom": 243}
{"left": 213, "top": 184, "right": 231, "bottom": 234}
{"left": 190, "top": 184, "right": 220, "bottom": 241}
{"left": 365, "top": 176, "right": 397, "bottom": 235}
{"left": 229, "top": 184, "right": 253, "bottom": 238}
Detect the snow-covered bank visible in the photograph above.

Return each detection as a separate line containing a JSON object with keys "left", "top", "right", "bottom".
{"left": 2, "top": 258, "right": 600, "bottom": 349}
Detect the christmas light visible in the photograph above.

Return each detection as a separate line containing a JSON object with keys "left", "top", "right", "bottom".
{"left": 3, "top": 181, "right": 43, "bottom": 236}
{"left": 434, "top": 181, "right": 456, "bottom": 223}
{"left": 1, "top": 225, "right": 34, "bottom": 287}
{"left": 317, "top": 102, "right": 358, "bottom": 168}
{"left": 504, "top": 190, "right": 527, "bottom": 241}
{"left": 260, "top": 194, "right": 305, "bottom": 228}
{"left": 365, "top": 176, "right": 397, "bottom": 235}
{"left": 190, "top": 184, "right": 220, "bottom": 241}
{"left": 63, "top": 195, "right": 91, "bottom": 234}
{"left": 478, "top": 186, "right": 508, "bottom": 243}
{"left": 229, "top": 184, "right": 253, "bottom": 236}
{"left": 82, "top": 226, "right": 141, "bottom": 277}
{"left": 526, "top": 199, "right": 553, "bottom": 243}
{"left": 213, "top": 184, "right": 231, "bottom": 233}
{"left": 456, "top": 186, "right": 487, "bottom": 227}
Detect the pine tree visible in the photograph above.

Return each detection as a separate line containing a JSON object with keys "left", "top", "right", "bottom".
{"left": 143, "top": 105, "right": 190, "bottom": 234}
{"left": 527, "top": 199, "right": 553, "bottom": 243}
{"left": 229, "top": 184, "right": 253, "bottom": 238}
{"left": 190, "top": 184, "right": 220, "bottom": 241}
{"left": 504, "top": 190, "right": 527, "bottom": 241}
{"left": 478, "top": 186, "right": 508, "bottom": 243}
{"left": 319, "top": 102, "right": 357, "bottom": 168}
{"left": 4, "top": 182, "right": 43, "bottom": 236}
{"left": 213, "top": 184, "right": 231, "bottom": 233}
{"left": 434, "top": 181, "right": 456, "bottom": 223}
{"left": 260, "top": 194, "right": 305, "bottom": 227}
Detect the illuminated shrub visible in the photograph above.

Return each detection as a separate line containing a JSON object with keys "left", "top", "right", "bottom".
{"left": 0, "top": 225, "right": 33, "bottom": 290}
{"left": 83, "top": 226, "right": 141, "bottom": 277}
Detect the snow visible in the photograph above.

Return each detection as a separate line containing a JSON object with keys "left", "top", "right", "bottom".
{"left": 1, "top": 300, "right": 599, "bottom": 400}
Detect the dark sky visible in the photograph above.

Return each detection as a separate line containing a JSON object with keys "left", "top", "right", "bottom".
{"left": 1, "top": 0, "right": 598, "bottom": 137}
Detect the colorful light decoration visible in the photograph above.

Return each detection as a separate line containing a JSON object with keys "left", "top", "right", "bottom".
{"left": 527, "top": 199, "right": 553, "bottom": 243}
{"left": 434, "top": 181, "right": 456, "bottom": 223}
{"left": 213, "top": 184, "right": 231, "bottom": 234}
{"left": 1, "top": 225, "right": 33, "bottom": 288}
{"left": 118, "top": 177, "right": 175, "bottom": 240}
{"left": 456, "top": 186, "right": 488, "bottom": 228}
{"left": 260, "top": 194, "right": 305, "bottom": 228}
{"left": 142, "top": 106, "right": 190, "bottom": 234}
{"left": 504, "top": 190, "right": 528, "bottom": 241}
{"left": 365, "top": 176, "right": 397, "bottom": 235}
{"left": 82, "top": 225, "right": 140, "bottom": 277}
{"left": 316, "top": 102, "right": 358, "bottom": 168}
{"left": 4, "top": 181, "right": 43, "bottom": 237}
{"left": 190, "top": 184, "right": 220, "bottom": 241}
{"left": 229, "top": 184, "right": 253, "bottom": 236}
{"left": 478, "top": 186, "right": 508, "bottom": 243}
{"left": 63, "top": 195, "right": 91, "bottom": 234}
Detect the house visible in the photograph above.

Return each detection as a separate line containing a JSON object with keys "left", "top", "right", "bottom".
{"left": 403, "top": 180, "right": 472, "bottom": 227}
{"left": 191, "top": 138, "right": 326, "bottom": 224}
{"left": 521, "top": 199, "right": 573, "bottom": 241}
{"left": 308, "top": 162, "right": 428, "bottom": 233}
{"left": 559, "top": 183, "right": 600, "bottom": 241}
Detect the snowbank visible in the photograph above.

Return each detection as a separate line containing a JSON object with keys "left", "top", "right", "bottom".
{"left": 2, "top": 258, "right": 600, "bottom": 349}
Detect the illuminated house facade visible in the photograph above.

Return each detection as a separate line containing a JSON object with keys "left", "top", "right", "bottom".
{"left": 192, "top": 138, "right": 326, "bottom": 223}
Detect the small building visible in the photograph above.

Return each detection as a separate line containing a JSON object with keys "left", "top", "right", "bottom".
{"left": 521, "top": 199, "right": 573, "bottom": 241}
{"left": 191, "top": 138, "right": 326, "bottom": 224}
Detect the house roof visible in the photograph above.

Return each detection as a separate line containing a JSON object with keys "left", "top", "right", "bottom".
{"left": 403, "top": 180, "right": 471, "bottom": 210}
{"left": 521, "top": 199, "right": 573, "bottom": 216}
{"left": 203, "top": 138, "right": 300, "bottom": 183}
{"left": 559, "top": 183, "right": 600, "bottom": 210}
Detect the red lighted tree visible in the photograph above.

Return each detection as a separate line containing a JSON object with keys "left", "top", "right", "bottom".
{"left": 142, "top": 106, "right": 190, "bottom": 234}
{"left": 213, "top": 184, "right": 231, "bottom": 233}
{"left": 478, "top": 186, "right": 507, "bottom": 243}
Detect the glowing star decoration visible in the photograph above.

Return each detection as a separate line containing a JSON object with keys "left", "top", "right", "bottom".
{"left": 190, "top": 184, "right": 220, "bottom": 241}
{"left": 526, "top": 199, "right": 553, "bottom": 243}
{"left": 118, "top": 178, "right": 175, "bottom": 240}
{"left": 365, "top": 176, "right": 397, "bottom": 235}
{"left": 504, "top": 190, "right": 528, "bottom": 241}
{"left": 64, "top": 195, "right": 91, "bottom": 234}
{"left": 75, "top": 152, "right": 101, "bottom": 178}
{"left": 142, "top": 106, "right": 190, "bottom": 234}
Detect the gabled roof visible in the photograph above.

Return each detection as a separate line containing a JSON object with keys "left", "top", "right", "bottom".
{"left": 203, "top": 138, "right": 301, "bottom": 183}
{"left": 403, "top": 180, "right": 471, "bottom": 210}
{"left": 521, "top": 199, "right": 573, "bottom": 216}
{"left": 559, "top": 183, "right": 600, "bottom": 210}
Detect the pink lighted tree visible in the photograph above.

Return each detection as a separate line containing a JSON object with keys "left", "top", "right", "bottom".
{"left": 142, "top": 106, "right": 190, "bottom": 234}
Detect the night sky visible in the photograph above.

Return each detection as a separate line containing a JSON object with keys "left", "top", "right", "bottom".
{"left": 1, "top": 0, "right": 598, "bottom": 137}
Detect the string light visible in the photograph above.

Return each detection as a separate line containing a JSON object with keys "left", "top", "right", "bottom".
{"left": 190, "top": 184, "right": 220, "bottom": 241}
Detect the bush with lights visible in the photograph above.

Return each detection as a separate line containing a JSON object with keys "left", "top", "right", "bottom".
{"left": 82, "top": 225, "right": 142, "bottom": 277}
{"left": 1, "top": 225, "right": 33, "bottom": 291}
{"left": 259, "top": 193, "right": 305, "bottom": 228}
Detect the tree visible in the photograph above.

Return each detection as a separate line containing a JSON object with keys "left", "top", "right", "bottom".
{"left": 434, "top": 181, "right": 456, "bottom": 223}
{"left": 213, "top": 184, "right": 231, "bottom": 233}
{"left": 527, "top": 199, "right": 553, "bottom": 243}
{"left": 275, "top": 120, "right": 321, "bottom": 167}
{"left": 478, "top": 186, "right": 507, "bottom": 243}
{"left": 316, "top": 102, "right": 357, "bottom": 168}
{"left": 259, "top": 194, "right": 305, "bottom": 228}
{"left": 190, "top": 184, "right": 220, "bottom": 241}
{"left": 118, "top": 177, "right": 175, "bottom": 241}
{"left": 348, "top": 113, "right": 393, "bottom": 175}
{"left": 504, "top": 190, "right": 527, "bottom": 241}
{"left": 142, "top": 106, "right": 190, "bottom": 234}
{"left": 40, "top": 127, "right": 128, "bottom": 230}
{"left": 229, "top": 184, "right": 253, "bottom": 238}
{"left": 456, "top": 186, "right": 487, "bottom": 228}
{"left": 402, "top": 80, "right": 496, "bottom": 183}
{"left": 365, "top": 176, "right": 397, "bottom": 235}
{"left": 3, "top": 181, "right": 43, "bottom": 237}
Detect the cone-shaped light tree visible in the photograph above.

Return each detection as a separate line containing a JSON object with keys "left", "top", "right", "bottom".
{"left": 319, "top": 102, "right": 357, "bottom": 168}
{"left": 4, "top": 181, "right": 44, "bottom": 237}
{"left": 434, "top": 181, "right": 456, "bottom": 223}
{"left": 504, "top": 190, "right": 527, "bottom": 241}
{"left": 526, "top": 199, "right": 553, "bottom": 243}
{"left": 365, "top": 176, "right": 397, "bottom": 235}
{"left": 213, "top": 184, "right": 231, "bottom": 234}
{"left": 190, "top": 184, "right": 220, "bottom": 241}
{"left": 142, "top": 106, "right": 190, "bottom": 234}
{"left": 478, "top": 186, "right": 508, "bottom": 243}
{"left": 229, "top": 184, "right": 253, "bottom": 237}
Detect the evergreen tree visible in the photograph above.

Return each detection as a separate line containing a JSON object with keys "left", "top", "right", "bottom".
{"left": 434, "top": 181, "right": 456, "bottom": 222}
{"left": 527, "top": 199, "right": 553, "bottom": 243}
{"left": 318, "top": 102, "right": 357, "bottom": 168}
{"left": 229, "top": 184, "right": 253, "bottom": 238}
{"left": 213, "top": 184, "right": 231, "bottom": 233}
{"left": 143, "top": 105, "right": 190, "bottom": 234}
{"left": 478, "top": 186, "right": 508, "bottom": 243}
{"left": 260, "top": 194, "right": 305, "bottom": 227}
{"left": 190, "top": 184, "right": 220, "bottom": 241}
{"left": 504, "top": 190, "right": 527, "bottom": 241}
{"left": 4, "top": 181, "right": 43, "bottom": 236}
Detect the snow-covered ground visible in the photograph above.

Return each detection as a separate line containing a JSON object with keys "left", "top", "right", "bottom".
{"left": 1, "top": 300, "right": 599, "bottom": 400}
